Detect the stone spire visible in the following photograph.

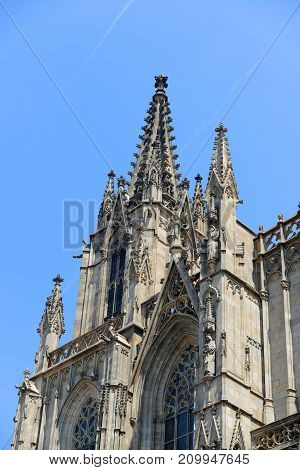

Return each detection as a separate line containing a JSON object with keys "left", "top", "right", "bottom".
{"left": 207, "top": 123, "right": 238, "bottom": 199}
{"left": 193, "top": 174, "right": 204, "bottom": 204}
{"left": 97, "top": 170, "right": 116, "bottom": 230}
{"left": 128, "top": 75, "right": 181, "bottom": 210}
{"left": 38, "top": 274, "right": 65, "bottom": 339}
{"left": 192, "top": 174, "right": 206, "bottom": 232}
{"left": 36, "top": 275, "right": 65, "bottom": 372}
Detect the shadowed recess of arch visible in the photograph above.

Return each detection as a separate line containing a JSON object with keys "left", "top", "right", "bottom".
{"left": 132, "top": 316, "right": 198, "bottom": 449}
{"left": 57, "top": 379, "right": 100, "bottom": 450}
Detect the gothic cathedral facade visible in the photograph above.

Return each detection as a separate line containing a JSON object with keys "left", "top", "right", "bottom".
{"left": 12, "top": 76, "right": 300, "bottom": 450}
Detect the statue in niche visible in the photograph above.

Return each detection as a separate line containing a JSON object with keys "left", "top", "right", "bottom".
{"left": 149, "top": 169, "right": 157, "bottom": 185}
{"left": 207, "top": 225, "right": 219, "bottom": 261}
{"left": 203, "top": 334, "right": 216, "bottom": 376}
{"left": 168, "top": 213, "right": 181, "bottom": 245}
{"left": 143, "top": 207, "right": 153, "bottom": 227}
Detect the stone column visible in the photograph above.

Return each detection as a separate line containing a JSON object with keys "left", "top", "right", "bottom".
{"left": 258, "top": 231, "right": 275, "bottom": 423}
{"left": 278, "top": 218, "right": 297, "bottom": 415}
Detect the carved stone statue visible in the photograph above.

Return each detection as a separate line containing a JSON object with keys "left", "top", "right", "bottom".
{"left": 173, "top": 214, "right": 181, "bottom": 241}
{"left": 207, "top": 225, "right": 219, "bottom": 261}
{"left": 168, "top": 214, "right": 182, "bottom": 245}
{"left": 203, "top": 334, "right": 216, "bottom": 376}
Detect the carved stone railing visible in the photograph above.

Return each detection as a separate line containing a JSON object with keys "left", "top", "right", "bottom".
{"left": 251, "top": 412, "right": 300, "bottom": 450}
{"left": 48, "top": 315, "right": 124, "bottom": 367}
{"left": 254, "top": 212, "right": 300, "bottom": 255}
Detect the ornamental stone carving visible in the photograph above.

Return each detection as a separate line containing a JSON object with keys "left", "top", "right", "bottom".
{"left": 203, "top": 334, "right": 216, "bottom": 377}
{"left": 207, "top": 226, "right": 219, "bottom": 261}
{"left": 221, "top": 331, "right": 227, "bottom": 357}
{"left": 285, "top": 241, "right": 300, "bottom": 264}
{"left": 252, "top": 414, "right": 300, "bottom": 450}
{"left": 265, "top": 253, "right": 281, "bottom": 275}
{"left": 281, "top": 279, "right": 290, "bottom": 291}
{"left": 260, "top": 290, "right": 269, "bottom": 302}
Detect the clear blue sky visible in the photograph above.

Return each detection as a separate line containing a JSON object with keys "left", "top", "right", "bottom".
{"left": 0, "top": 0, "right": 299, "bottom": 448}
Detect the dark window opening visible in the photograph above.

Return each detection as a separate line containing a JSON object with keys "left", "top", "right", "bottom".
{"left": 107, "top": 247, "right": 126, "bottom": 317}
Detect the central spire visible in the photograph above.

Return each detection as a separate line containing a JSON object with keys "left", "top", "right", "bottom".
{"left": 128, "top": 75, "right": 181, "bottom": 210}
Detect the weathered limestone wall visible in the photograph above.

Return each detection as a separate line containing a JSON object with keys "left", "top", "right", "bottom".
{"left": 288, "top": 261, "right": 300, "bottom": 408}
{"left": 33, "top": 334, "right": 132, "bottom": 449}
{"left": 268, "top": 273, "right": 288, "bottom": 420}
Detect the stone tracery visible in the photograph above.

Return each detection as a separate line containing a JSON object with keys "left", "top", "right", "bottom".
{"left": 72, "top": 397, "right": 98, "bottom": 450}
{"left": 164, "top": 344, "right": 197, "bottom": 450}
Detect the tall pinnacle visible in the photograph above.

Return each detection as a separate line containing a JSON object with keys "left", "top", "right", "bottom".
{"left": 35, "top": 275, "right": 65, "bottom": 372}
{"left": 207, "top": 123, "right": 238, "bottom": 198}
{"left": 97, "top": 170, "right": 116, "bottom": 230}
{"left": 128, "top": 75, "right": 181, "bottom": 209}
{"left": 38, "top": 274, "right": 65, "bottom": 339}
{"left": 192, "top": 174, "right": 205, "bottom": 229}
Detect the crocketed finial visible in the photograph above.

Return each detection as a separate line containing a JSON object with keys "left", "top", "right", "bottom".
{"left": 108, "top": 170, "right": 115, "bottom": 179}
{"left": 215, "top": 122, "right": 228, "bottom": 134}
{"left": 52, "top": 274, "right": 64, "bottom": 285}
{"left": 154, "top": 74, "right": 168, "bottom": 92}
{"left": 179, "top": 178, "right": 190, "bottom": 191}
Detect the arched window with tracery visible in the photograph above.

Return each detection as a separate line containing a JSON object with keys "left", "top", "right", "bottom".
{"left": 164, "top": 344, "right": 197, "bottom": 450}
{"left": 72, "top": 397, "right": 99, "bottom": 450}
{"left": 107, "top": 243, "right": 126, "bottom": 318}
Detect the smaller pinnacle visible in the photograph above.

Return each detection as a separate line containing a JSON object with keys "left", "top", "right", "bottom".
{"left": 195, "top": 174, "right": 203, "bottom": 182}
{"left": 108, "top": 170, "right": 115, "bottom": 178}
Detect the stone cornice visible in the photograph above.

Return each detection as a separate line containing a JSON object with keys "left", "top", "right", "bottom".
{"left": 197, "top": 270, "right": 260, "bottom": 299}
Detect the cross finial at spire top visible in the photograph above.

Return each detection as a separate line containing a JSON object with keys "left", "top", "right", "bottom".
{"left": 52, "top": 274, "right": 64, "bottom": 285}
{"left": 215, "top": 123, "right": 228, "bottom": 135}
{"left": 108, "top": 170, "right": 115, "bottom": 178}
{"left": 195, "top": 173, "right": 203, "bottom": 182}
{"left": 154, "top": 74, "right": 168, "bottom": 92}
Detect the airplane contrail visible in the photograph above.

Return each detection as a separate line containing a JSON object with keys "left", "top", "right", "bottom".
{"left": 76, "top": 0, "right": 134, "bottom": 77}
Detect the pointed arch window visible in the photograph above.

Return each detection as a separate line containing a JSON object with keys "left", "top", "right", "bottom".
{"left": 107, "top": 246, "right": 126, "bottom": 317}
{"left": 164, "top": 344, "right": 197, "bottom": 450}
{"left": 72, "top": 397, "right": 99, "bottom": 450}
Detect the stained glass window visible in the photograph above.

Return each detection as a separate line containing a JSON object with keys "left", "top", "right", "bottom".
{"left": 164, "top": 344, "right": 197, "bottom": 450}
{"left": 72, "top": 397, "right": 98, "bottom": 450}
